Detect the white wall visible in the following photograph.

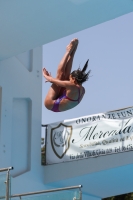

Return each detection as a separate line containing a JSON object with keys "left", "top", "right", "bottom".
{"left": 0, "top": 47, "right": 45, "bottom": 193}
{"left": 0, "top": 1, "right": 133, "bottom": 60}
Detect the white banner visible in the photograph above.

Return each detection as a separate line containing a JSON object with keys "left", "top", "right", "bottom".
{"left": 46, "top": 106, "right": 133, "bottom": 165}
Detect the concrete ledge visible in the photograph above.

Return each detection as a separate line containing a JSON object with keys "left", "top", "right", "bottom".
{"left": 44, "top": 150, "right": 133, "bottom": 183}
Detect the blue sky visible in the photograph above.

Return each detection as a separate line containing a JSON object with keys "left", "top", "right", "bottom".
{"left": 42, "top": 12, "right": 133, "bottom": 125}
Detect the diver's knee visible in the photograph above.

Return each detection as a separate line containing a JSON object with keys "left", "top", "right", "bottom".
{"left": 44, "top": 99, "right": 53, "bottom": 110}
{"left": 44, "top": 99, "right": 48, "bottom": 107}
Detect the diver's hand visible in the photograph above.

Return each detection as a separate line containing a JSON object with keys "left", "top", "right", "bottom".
{"left": 42, "top": 68, "right": 52, "bottom": 83}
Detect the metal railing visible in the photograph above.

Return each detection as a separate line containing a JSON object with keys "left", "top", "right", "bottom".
{"left": 0, "top": 167, "right": 82, "bottom": 200}
{"left": 0, "top": 167, "right": 13, "bottom": 200}
{"left": 11, "top": 185, "right": 82, "bottom": 200}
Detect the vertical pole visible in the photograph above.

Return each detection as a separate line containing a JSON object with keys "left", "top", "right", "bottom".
{"left": 79, "top": 188, "right": 82, "bottom": 200}
{"left": 5, "top": 169, "right": 10, "bottom": 200}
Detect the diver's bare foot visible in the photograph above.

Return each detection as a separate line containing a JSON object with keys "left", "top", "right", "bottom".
{"left": 70, "top": 39, "right": 78, "bottom": 56}
{"left": 66, "top": 38, "right": 78, "bottom": 55}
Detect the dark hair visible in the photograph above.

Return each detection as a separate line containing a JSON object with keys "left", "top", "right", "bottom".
{"left": 71, "top": 59, "right": 91, "bottom": 84}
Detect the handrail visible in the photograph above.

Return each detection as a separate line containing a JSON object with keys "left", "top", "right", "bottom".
{"left": 0, "top": 167, "right": 82, "bottom": 200}
{"left": 6, "top": 169, "right": 10, "bottom": 200}
{"left": 11, "top": 185, "right": 82, "bottom": 198}
{"left": 0, "top": 167, "right": 13, "bottom": 172}
{"left": 0, "top": 166, "right": 13, "bottom": 200}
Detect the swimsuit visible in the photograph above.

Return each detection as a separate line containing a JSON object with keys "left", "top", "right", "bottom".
{"left": 51, "top": 87, "right": 84, "bottom": 112}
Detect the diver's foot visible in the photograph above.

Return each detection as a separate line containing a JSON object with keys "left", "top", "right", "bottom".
{"left": 66, "top": 38, "right": 78, "bottom": 55}
{"left": 70, "top": 39, "right": 78, "bottom": 56}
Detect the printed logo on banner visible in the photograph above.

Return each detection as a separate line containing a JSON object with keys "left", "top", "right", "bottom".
{"left": 51, "top": 123, "right": 72, "bottom": 158}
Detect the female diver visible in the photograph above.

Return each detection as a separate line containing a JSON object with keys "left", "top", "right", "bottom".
{"left": 42, "top": 38, "right": 91, "bottom": 112}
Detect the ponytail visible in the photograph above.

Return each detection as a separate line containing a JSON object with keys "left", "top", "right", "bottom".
{"left": 71, "top": 59, "right": 91, "bottom": 84}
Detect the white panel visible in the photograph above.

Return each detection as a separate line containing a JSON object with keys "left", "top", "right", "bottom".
{"left": 0, "top": 87, "right": 2, "bottom": 138}
{"left": 11, "top": 98, "right": 32, "bottom": 177}
{"left": 69, "top": 0, "right": 89, "bottom": 5}
{"left": 0, "top": 1, "right": 133, "bottom": 60}
{"left": 0, "top": 46, "right": 42, "bottom": 180}
{"left": 16, "top": 50, "right": 33, "bottom": 72}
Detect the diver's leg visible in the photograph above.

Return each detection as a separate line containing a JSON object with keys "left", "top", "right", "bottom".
{"left": 44, "top": 40, "right": 76, "bottom": 109}
{"left": 56, "top": 39, "right": 77, "bottom": 80}
{"left": 64, "top": 39, "right": 78, "bottom": 80}
{"left": 56, "top": 51, "right": 70, "bottom": 80}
